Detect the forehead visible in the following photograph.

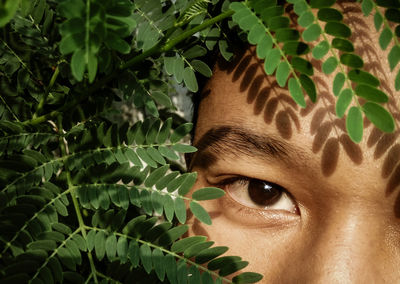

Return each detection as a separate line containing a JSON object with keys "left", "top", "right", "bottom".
{"left": 194, "top": 3, "right": 400, "bottom": 195}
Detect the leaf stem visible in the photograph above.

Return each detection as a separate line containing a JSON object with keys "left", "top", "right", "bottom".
{"left": 57, "top": 116, "right": 99, "bottom": 284}
{"left": 0, "top": 92, "right": 20, "bottom": 121}
{"left": 33, "top": 65, "right": 60, "bottom": 118}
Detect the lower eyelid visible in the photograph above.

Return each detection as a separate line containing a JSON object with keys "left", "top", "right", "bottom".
{"left": 218, "top": 194, "right": 300, "bottom": 228}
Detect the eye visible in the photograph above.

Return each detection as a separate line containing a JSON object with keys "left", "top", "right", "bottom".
{"left": 221, "top": 178, "right": 298, "bottom": 213}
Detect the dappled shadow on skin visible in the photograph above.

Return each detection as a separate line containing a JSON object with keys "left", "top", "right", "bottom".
{"left": 321, "top": 138, "right": 340, "bottom": 177}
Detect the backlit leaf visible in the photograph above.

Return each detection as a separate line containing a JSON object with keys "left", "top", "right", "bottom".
{"left": 346, "top": 106, "right": 363, "bottom": 143}
{"left": 288, "top": 77, "right": 306, "bottom": 108}
{"left": 379, "top": 27, "right": 393, "bottom": 50}
{"left": 363, "top": 102, "right": 395, "bottom": 132}
{"left": 276, "top": 61, "right": 290, "bottom": 87}
{"left": 190, "top": 201, "right": 212, "bottom": 225}
{"left": 322, "top": 56, "right": 338, "bottom": 74}
{"left": 333, "top": 72, "right": 345, "bottom": 96}
{"left": 336, "top": 88, "right": 353, "bottom": 118}
{"left": 312, "top": 40, "right": 329, "bottom": 59}
{"left": 355, "top": 84, "right": 389, "bottom": 102}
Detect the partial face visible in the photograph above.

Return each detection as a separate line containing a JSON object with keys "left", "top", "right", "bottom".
{"left": 189, "top": 3, "right": 400, "bottom": 282}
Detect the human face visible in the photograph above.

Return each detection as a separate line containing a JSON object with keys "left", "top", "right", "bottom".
{"left": 189, "top": 4, "right": 400, "bottom": 283}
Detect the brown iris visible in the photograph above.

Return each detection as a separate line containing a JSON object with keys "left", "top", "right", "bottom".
{"left": 247, "top": 179, "right": 282, "bottom": 206}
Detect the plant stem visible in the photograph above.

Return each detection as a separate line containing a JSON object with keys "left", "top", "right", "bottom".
{"left": 57, "top": 116, "right": 99, "bottom": 284}
{"left": 33, "top": 65, "right": 60, "bottom": 118}
{"left": 0, "top": 92, "right": 20, "bottom": 121}
{"left": 23, "top": 10, "right": 234, "bottom": 126}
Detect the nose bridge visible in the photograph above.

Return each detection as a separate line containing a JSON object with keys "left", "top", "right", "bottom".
{"left": 298, "top": 206, "right": 390, "bottom": 283}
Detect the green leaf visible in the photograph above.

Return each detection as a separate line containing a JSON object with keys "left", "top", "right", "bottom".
{"left": 145, "top": 165, "right": 169, "bottom": 187}
{"left": 310, "top": 0, "right": 336, "bottom": 8}
{"left": 156, "top": 171, "right": 180, "bottom": 190}
{"left": 325, "top": 22, "right": 351, "bottom": 38}
{"left": 57, "top": 247, "right": 75, "bottom": 270}
{"left": 136, "top": 148, "right": 157, "bottom": 168}
{"left": 183, "top": 45, "right": 207, "bottom": 59}
{"left": 0, "top": 0, "right": 19, "bottom": 27}
{"left": 174, "top": 197, "right": 187, "bottom": 224}
{"left": 322, "top": 56, "right": 338, "bottom": 74}
{"left": 192, "top": 187, "right": 225, "bottom": 201}
{"left": 171, "top": 144, "right": 197, "bottom": 153}
{"left": 283, "top": 41, "right": 309, "bottom": 55}
{"left": 106, "top": 33, "right": 130, "bottom": 54}
{"left": 275, "top": 28, "right": 300, "bottom": 42}
{"left": 139, "top": 243, "right": 153, "bottom": 274}
{"left": 183, "top": 67, "right": 198, "bottom": 92}
{"left": 332, "top": 38, "right": 354, "bottom": 52}
{"left": 318, "top": 8, "right": 343, "bottom": 22}
{"left": 264, "top": 49, "right": 281, "bottom": 75}
{"left": 157, "top": 117, "right": 172, "bottom": 144}
{"left": 170, "top": 123, "right": 193, "bottom": 143}
{"left": 219, "top": 261, "right": 249, "bottom": 277}
{"left": 256, "top": 34, "right": 273, "bottom": 59}
{"left": 374, "top": 12, "right": 383, "bottom": 30}
{"left": 158, "top": 225, "right": 189, "bottom": 246}
{"left": 346, "top": 106, "right": 364, "bottom": 143}
{"left": 184, "top": 241, "right": 214, "bottom": 258}
{"left": 151, "top": 91, "right": 172, "bottom": 108}
{"left": 147, "top": 147, "right": 166, "bottom": 165}
{"left": 195, "top": 246, "right": 229, "bottom": 264}
{"left": 152, "top": 248, "right": 165, "bottom": 281}
{"left": 348, "top": 69, "right": 380, "bottom": 87}
{"left": 233, "top": 272, "right": 264, "bottom": 284}
{"left": 190, "top": 201, "right": 212, "bottom": 225}
{"left": 171, "top": 236, "right": 207, "bottom": 253}
{"left": 379, "top": 27, "right": 393, "bottom": 50}
{"left": 299, "top": 74, "right": 317, "bottom": 103}
{"left": 303, "top": 24, "right": 322, "bottom": 42}
{"left": 191, "top": 60, "right": 212, "bottom": 77}
{"left": 117, "top": 236, "right": 128, "bottom": 263}
{"left": 298, "top": 11, "right": 314, "bottom": 28}
{"left": 333, "top": 72, "right": 346, "bottom": 96}
{"left": 388, "top": 45, "right": 400, "bottom": 70}
{"left": 208, "top": 256, "right": 242, "bottom": 270}
{"left": 173, "top": 56, "right": 185, "bottom": 83}
{"left": 267, "top": 16, "right": 290, "bottom": 31}
{"left": 219, "top": 40, "right": 233, "bottom": 61}
{"left": 105, "top": 234, "right": 117, "bottom": 261}
{"left": 396, "top": 69, "right": 400, "bottom": 90}
{"left": 95, "top": 231, "right": 107, "bottom": 261}
{"left": 288, "top": 77, "right": 306, "bottom": 108}
{"left": 178, "top": 172, "right": 197, "bottom": 196}
{"left": 336, "top": 88, "right": 354, "bottom": 118}
{"left": 355, "top": 84, "right": 389, "bottom": 102}
{"left": 248, "top": 24, "right": 265, "bottom": 44}
{"left": 128, "top": 241, "right": 140, "bottom": 267}
{"left": 312, "top": 40, "right": 329, "bottom": 59}
{"left": 71, "top": 49, "right": 86, "bottom": 82}
{"left": 363, "top": 102, "right": 395, "bottom": 132}
{"left": 164, "top": 56, "right": 175, "bottom": 75}
{"left": 276, "top": 61, "right": 290, "bottom": 87}
{"left": 291, "top": 57, "right": 313, "bottom": 76}
{"left": 362, "top": 0, "right": 374, "bottom": 16}
{"left": 340, "top": 53, "right": 363, "bottom": 68}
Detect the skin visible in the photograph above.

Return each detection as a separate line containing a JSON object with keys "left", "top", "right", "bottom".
{"left": 188, "top": 2, "right": 400, "bottom": 283}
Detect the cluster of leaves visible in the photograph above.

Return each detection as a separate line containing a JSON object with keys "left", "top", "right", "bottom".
{"left": 230, "top": 0, "right": 396, "bottom": 143}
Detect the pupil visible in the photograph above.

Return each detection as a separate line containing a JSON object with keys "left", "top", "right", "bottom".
{"left": 248, "top": 179, "right": 282, "bottom": 206}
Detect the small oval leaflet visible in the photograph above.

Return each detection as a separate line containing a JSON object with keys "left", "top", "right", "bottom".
{"left": 363, "top": 102, "right": 395, "bottom": 133}
{"left": 190, "top": 201, "right": 212, "bottom": 225}
{"left": 192, "top": 187, "right": 225, "bottom": 201}
{"left": 346, "top": 106, "right": 363, "bottom": 143}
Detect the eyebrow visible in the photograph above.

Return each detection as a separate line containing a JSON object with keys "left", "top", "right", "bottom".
{"left": 189, "top": 125, "right": 309, "bottom": 170}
